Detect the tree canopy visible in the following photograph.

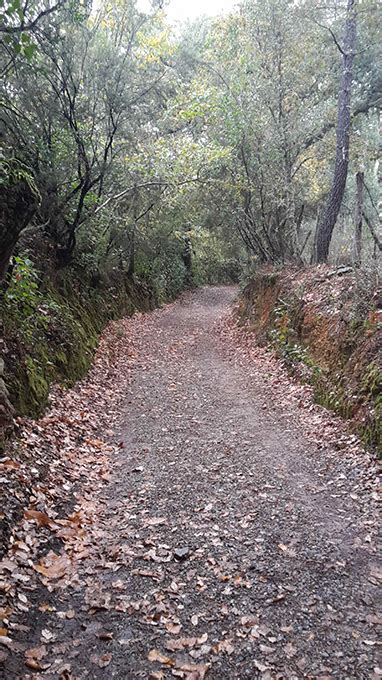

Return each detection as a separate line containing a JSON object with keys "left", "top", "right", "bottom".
{"left": 1, "top": 0, "right": 381, "bottom": 289}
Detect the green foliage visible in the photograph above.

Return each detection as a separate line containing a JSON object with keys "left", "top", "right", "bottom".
{"left": 1, "top": 0, "right": 380, "bottom": 429}
{"left": 361, "top": 362, "right": 382, "bottom": 400}
{"left": 4, "top": 256, "right": 41, "bottom": 317}
{"left": 1, "top": 256, "right": 156, "bottom": 416}
{"left": 1, "top": 0, "right": 40, "bottom": 59}
{"left": 0, "top": 157, "right": 40, "bottom": 198}
{"left": 269, "top": 301, "right": 319, "bottom": 371}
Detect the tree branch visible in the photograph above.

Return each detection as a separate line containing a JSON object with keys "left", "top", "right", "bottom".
{"left": 0, "top": 1, "right": 67, "bottom": 34}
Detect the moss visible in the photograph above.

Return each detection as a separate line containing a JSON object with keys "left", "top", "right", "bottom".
{"left": 24, "top": 356, "right": 50, "bottom": 415}
{"left": 1, "top": 266, "right": 156, "bottom": 420}
{"left": 361, "top": 362, "right": 382, "bottom": 399}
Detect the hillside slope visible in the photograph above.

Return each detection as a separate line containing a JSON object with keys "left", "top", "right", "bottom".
{"left": 238, "top": 266, "right": 382, "bottom": 451}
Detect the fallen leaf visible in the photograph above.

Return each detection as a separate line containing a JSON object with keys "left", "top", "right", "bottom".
{"left": 0, "top": 459, "right": 20, "bottom": 470}
{"left": 165, "top": 622, "right": 182, "bottom": 635}
{"left": 41, "top": 629, "right": 54, "bottom": 641}
{"left": 34, "top": 552, "right": 71, "bottom": 580}
{"left": 254, "top": 660, "right": 268, "bottom": 672}
{"left": 25, "top": 645, "right": 47, "bottom": 660}
{"left": 24, "top": 509, "right": 55, "bottom": 528}
{"left": 148, "top": 649, "right": 174, "bottom": 665}
{"left": 0, "top": 636, "right": 15, "bottom": 650}
{"left": 146, "top": 517, "right": 167, "bottom": 526}
{"left": 216, "top": 639, "right": 234, "bottom": 655}
{"left": 175, "top": 662, "right": 209, "bottom": 679}
{"left": 25, "top": 659, "right": 44, "bottom": 671}
{"left": 166, "top": 637, "right": 197, "bottom": 652}
{"left": 98, "top": 653, "right": 112, "bottom": 668}
{"left": 98, "top": 631, "right": 114, "bottom": 640}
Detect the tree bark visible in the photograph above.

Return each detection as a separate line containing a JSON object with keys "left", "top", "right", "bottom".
{"left": 0, "top": 182, "right": 38, "bottom": 281}
{"left": 363, "top": 212, "right": 382, "bottom": 253}
{"left": 353, "top": 170, "right": 364, "bottom": 266}
{"left": 314, "top": 0, "right": 357, "bottom": 263}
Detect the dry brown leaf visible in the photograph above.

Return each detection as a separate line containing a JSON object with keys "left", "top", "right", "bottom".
{"left": 0, "top": 636, "right": 15, "bottom": 649}
{"left": 133, "top": 569, "right": 161, "bottom": 581}
{"left": 240, "top": 615, "right": 259, "bottom": 627}
{"left": 148, "top": 649, "right": 174, "bottom": 665}
{"left": 215, "top": 639, "right": 234, "bottom": 655}
{"left": 98, "top": 653, "right": 112, "bottom": 668}
{"left": 25, "top": 645, "right": 47, "bottom": 660}
{"left": 38, "top": 603, "right": 55, "bottom": 613}
{"left": 33, "top": 551, "right": 71, "bottom": 580}
{"left": 165, "top": 622, "right": 182, "bottom": 635}
{"left": 165, "top": 637, "right": 198, "bottom": 652}
{"left": 41, "top": 629, "right": 54, "bottom": 641}
{"left": 24, "top": 509, "right": 55, "bottom": 528}
{"left": 25, "top": 659, "right": 45, "bottom": 671}
{"left": 175, "top": 662, "right": 209, "bottom": 679}
{"left": 0, "top": 459, "right": 20, "bottom": 470}
{"left": 98, "top": 631, "right": 114, "bottom": 640}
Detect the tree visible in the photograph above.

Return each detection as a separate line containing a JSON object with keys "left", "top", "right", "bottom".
{"left": 314, "top": 0, "right": 357, "bottom": 263}
{"left": 0, "top": 159, "right": 40, "bottom": 281}
{"left": 354, "top": 170, "right": 364, "bottom": 265}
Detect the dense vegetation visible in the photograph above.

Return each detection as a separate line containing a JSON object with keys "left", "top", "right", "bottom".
{"left": 0, "top": 0, "right": 381, "bottom": 434}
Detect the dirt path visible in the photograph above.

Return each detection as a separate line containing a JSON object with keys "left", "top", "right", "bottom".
{"left": 2, "top": 287, "right": 381, "bottom": 679}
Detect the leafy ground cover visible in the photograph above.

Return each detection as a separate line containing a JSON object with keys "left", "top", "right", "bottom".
{"left": 0, "top": 287, "right": 380, "bottom": 678}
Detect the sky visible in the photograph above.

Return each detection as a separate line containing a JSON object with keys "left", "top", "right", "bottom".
{"left": 137, "top": 0, "right": 237, "bottom": 23}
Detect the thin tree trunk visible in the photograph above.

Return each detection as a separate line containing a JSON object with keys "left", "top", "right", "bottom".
{"left": 128, "top": 223, "right": 135, "bottom": 277}
{"left": 363, "top": 212, "right": 382, "bottom": 253}
{"left": 311, "top": 208, "right": 321, "bottom": 264}
{"left": 353, "top": 170, "right": 364, "bottom": 266}
{"left": 314, "top": 0, "right": 357, "bottom": 263}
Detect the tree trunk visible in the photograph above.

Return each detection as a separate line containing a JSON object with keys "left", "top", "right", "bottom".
{"left": 354, "top": 170, "right": 364, "bottom": 266}
{"left": 0, "top": 182, "right": 38, "bottom": 281}
{"left": 127, "top": 223, "right": 135, "bottom": 277}
{"left": 314, "top": 0, "right": 357, "bottom": 263}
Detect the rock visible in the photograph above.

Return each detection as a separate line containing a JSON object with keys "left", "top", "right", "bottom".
{"left": 174, "top": 547, "right": 190, "bottom": 561}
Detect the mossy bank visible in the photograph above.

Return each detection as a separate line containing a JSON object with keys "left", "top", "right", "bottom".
{"left": 0, "top": 253, "right": 177, "bottom": 449}
{"left": 238, "top": 266, "right": 382, "bottom": 453}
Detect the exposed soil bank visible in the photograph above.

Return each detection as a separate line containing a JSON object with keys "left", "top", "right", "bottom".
{"left": 238, "top": 266, "right": 382, "bottom": 452}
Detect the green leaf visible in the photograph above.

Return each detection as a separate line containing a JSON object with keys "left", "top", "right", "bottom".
{"left": 23, "top": 44, "right": 36, "bottom": 60}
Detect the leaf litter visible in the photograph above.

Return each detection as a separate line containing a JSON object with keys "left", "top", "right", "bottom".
{"left": 0, "top": 287, "right": 380, "bottom": 678}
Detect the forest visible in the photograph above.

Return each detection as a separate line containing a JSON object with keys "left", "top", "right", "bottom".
{"left": 0, "top": 1, "right": 381, "bottom": 677}
{"left": 1, "top": 0, "right": 381, "bottom": 422}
